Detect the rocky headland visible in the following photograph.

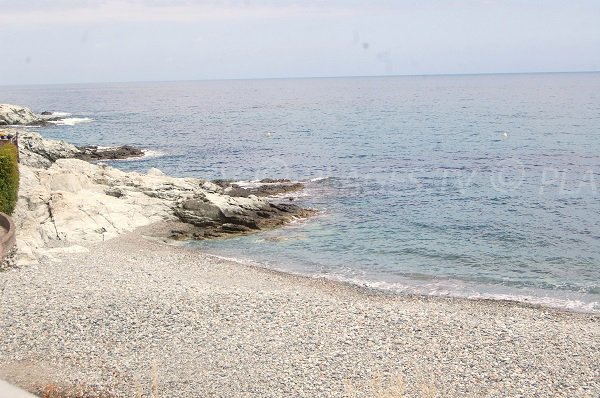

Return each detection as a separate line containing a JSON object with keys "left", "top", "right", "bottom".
{"left": 11, "top": 130, "right": 314, "bottom": 265}
{"left": 0, "top": 104, "right": 43, "bottom": 126}
{"left": 0, "top": 104, "right": 146, "bottom": 161}
{"left": 0, "top": 104, "right": 86, "bottom": 126}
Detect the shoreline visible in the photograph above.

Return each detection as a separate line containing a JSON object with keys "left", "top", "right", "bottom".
{"left": 156, "top": 223, "right": 600, "bottom": 319}
{"left": 204, "top": 250, "right": 600, "bottom": 315}
{"left": 149, "top": 222, "right": 600, "bottom": 316}
{"left": 7, "top": 125, "right": 597, "bottom": 314}
{"left": 1, "top": 227, "right": 598, "bottom": 397}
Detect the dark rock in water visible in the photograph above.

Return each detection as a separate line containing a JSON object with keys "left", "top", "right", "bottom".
{"left": 258, "top": 178, "right": 291, "bottom": 183}
{"left": 270, "top": 202, "right": 304, "bottom": 213}
{"left": 213, "top": 179, "right": 304, "bottom": 198}
{"left": 74, "top": 145, "right": 144, "bottom": 161}
{"left": 224, "top": 214, "right": 260, "bottom": 229}
{"left": 172, "top": 196, "right": 316, "bottom": 240}
{"left": 180, "top": 199, "right": 223, "bottom": 220}
{"left": 40, "top": 111, "right": 53, "bottom": 115}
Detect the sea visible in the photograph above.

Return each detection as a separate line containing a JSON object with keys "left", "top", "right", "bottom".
{"left": 2, "top": 73, "right": 599, "bottom": 312}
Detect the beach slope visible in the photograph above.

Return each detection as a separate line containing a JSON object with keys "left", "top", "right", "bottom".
{"left": 0, "top": 228, "right": 598, "bottom": 397}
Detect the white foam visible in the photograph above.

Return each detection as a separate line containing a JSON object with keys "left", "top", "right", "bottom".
{"left": 329, "top": 275, "right": 600, "bottom": 313}
{"left": 233, "top": 179, "right": 302, "bottom": 188}
{"left": 140, "top": 149, "right": 164, "bottom": 159}
{"left": 231, "top": 180, "right": 262, "bottom": 189}
{"left": 466, "top": 292, "right": 599, "bottom": 312}
{"left": 188, "top": 246, "right": 598, "bottom": 313}
{"left": 46, "top": 111, "right": 72, "bottom": 117}
{"left": 271, "top": 190, "right": 310, "bottom": 199}
{"left": 48, "top": 117, "right": 93, "bottom": 126}
{"left": 309, "top": 176, "right": 332, "bottom": 182}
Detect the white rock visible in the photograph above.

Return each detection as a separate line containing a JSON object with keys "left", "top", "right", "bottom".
{"left": 147, "top": 167, "right": 165, "bottom": 176}
{"left": 0, "top": 104, "right": 42, "bottom": 125}
{"left": 18, "top": 131, "right": 80, "bottom": 168}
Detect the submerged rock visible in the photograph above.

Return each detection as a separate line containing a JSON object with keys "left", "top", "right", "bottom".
{"left": 75, "top": 145, "right": 144, "bottom": 161}
{"left": 0, "top": 104, "right": 43, "bottom": 126}
{"left": 214, "top": 179, "right": 305, "bottom": 198}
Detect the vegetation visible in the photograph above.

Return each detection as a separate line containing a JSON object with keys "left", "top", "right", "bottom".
{"left": 0, "top": 143, "right": 19, "bottom": 215}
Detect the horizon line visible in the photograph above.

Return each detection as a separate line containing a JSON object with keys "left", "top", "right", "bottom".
{"left": 2, "top": 70, "right": 599, "bottom": 88}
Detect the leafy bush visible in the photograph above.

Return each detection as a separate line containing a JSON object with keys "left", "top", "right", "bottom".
{"left": 0, "top": 143, "right": 19, "bottom": 215}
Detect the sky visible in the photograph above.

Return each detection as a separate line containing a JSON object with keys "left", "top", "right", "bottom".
{"left": 0, "top": 0, "right": 599, "bottom": 85}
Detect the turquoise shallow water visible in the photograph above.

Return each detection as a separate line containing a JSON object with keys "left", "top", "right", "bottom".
{"left": 2, "top": 73, "right": 600, "bottom": 311}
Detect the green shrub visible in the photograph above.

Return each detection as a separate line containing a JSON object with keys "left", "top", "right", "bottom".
{"left": 0, "top": 143, "right": 19, "bottom": 215}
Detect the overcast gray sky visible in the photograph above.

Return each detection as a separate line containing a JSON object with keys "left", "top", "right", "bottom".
{"left": 1, "top": 0, "right": 599, "bottom": 85}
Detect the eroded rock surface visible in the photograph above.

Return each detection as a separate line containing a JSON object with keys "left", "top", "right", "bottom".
{"left": 17, "top": 131, "right": 80, "bottom": 168}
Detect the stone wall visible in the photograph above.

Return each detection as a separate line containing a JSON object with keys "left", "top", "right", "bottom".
{"left": 0, "top": 212, "right": 16, "bottom": 261}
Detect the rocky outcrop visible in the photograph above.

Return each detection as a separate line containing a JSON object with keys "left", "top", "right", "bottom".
{"left": 0, "top": 104, "right": 43, "bottom": 126}
{"left": 172, "top": 193, "right": 313, "bottom": 240}
{"left": 74, "top": 145, "right": 145, "bottom": 161}
{"left": 15, "top": 131, "right": 146, "bottom": 166}
{"left": 14, "top": 131, "right": 314, "bottom": 264}
{"left": 17, "top": 131, "right": 80, "bottom": 168}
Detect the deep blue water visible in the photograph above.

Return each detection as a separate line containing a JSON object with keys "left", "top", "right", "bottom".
{"left": 2, "top": 73, "right": 600, "bottom": 311}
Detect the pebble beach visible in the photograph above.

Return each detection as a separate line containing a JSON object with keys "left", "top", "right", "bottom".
{"left": 0, "top": 225, "right": 598, "bottom": 397}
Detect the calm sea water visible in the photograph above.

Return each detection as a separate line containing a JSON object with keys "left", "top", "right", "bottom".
{"left": 2, "top": 73, "right": 600, "bottom": 311}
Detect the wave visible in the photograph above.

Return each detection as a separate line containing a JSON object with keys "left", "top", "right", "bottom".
{"left": 40, "top": 111, "right": 72, "bottom": 118}
{"left": 308, "top": 176, "right": 334, "bottom": 183}
{"left": 105, "top": 149, "right": 165, "bottom": 162}
{"left": 231, "top": 179, "right": 304, "bottom": 188}
{"left": 231, "top": 177, "right": 335, "bottom": 188}
{"left": 324, "top": 275, "right": 599, "bottom": 313}
{"left": 194, "top": 248, "right": 599, "bottom": 313}
{"left": 140, "top": 149, "right": 164, "bottom": 159}
{"left": 48, "top": 117, "right": 94, "bottom": 126}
